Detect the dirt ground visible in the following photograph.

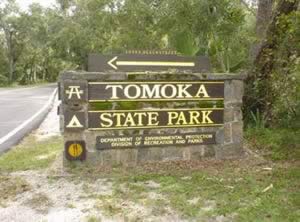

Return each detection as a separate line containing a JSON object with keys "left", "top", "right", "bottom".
{"left": 0, "top": 149, "right": 277, "bottom": 222}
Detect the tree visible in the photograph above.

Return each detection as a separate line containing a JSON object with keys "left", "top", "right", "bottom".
{"left": 245, "top": 0, "right": 300, "bottom": 125}
{"left": 157, "top": 0, "right": 251, "bottom": 72}
{"left": 0, "top": 0, "right": 21, "bottom": 83}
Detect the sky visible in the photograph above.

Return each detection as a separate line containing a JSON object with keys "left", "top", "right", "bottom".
{"left": 16, "top": 0, "right": 57, "bottom": 11}
{"left": 5, "top": 0, "right": 257, "bottom": 12}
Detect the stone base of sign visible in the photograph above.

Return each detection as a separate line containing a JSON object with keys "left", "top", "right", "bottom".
{"left": 59, "top": 71, "right": 246, "bottom": 166}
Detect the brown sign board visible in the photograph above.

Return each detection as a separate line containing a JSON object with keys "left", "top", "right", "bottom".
{"left": 96, "top": 132, "right": 216, "bottom": 150}
{"left": 88, "top": 108, "right": 223, "bottom": 130}
{"left": 88, "top": 81, "right": 224, "bottom": 102}
{"left": 88, "top": 53, "right": 211, "bottom": 72}
{"left": 58, "top": 70, "right": 248, "bottom": 164}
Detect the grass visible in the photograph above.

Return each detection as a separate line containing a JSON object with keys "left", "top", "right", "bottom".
{"left": 0, "top": 135, "right": 61, "bottom": 207}
{"left": 245, "top": 127, "right": 300, "bottom": 161}
{"left": 67, "top": 159, "right": 299, "bottom": 221}
{"left": 64, "top": 125, "right": 300, "bottom": 220}
{"left": 86, "top": 215, "right": 102, "bottom": 222}
{"left": 117, "top": 167, "right": 298, "bottom": 221}
{"left": 0, "top": 135, "right": 62, "bottom": 172}
{"left": 0, "top": 130, "right": 298, "bottom": 221}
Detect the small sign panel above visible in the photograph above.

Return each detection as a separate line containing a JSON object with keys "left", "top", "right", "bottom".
{"left": 88, "top": 53, "right": 211, "bottom": 72}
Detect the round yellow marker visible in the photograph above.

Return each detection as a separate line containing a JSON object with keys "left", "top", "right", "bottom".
{"left": 68, "top": 143, "right": 83, "bottom": 158}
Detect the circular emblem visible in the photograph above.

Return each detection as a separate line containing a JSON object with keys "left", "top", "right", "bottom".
{"left": 68, "top": 143, "right": 83, "bottom": 158}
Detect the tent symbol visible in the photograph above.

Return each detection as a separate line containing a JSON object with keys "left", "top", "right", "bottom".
{"left": 66, "top": 115, "right": 83, "bottom": 128}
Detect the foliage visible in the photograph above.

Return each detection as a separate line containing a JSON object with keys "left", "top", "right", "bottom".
{"left": 246, "top": 127, "right": 300, "bottom": 161}
{"left": 0, "top": 75, "right": 8, "bottom": 86}
{"left": 0, "top": 0, "right": 256, "bottom": 86}
{"left": 249, "top": 109, "right": 267, "bottom": 129}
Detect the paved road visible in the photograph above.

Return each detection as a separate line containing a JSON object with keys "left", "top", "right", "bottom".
{"left": 0, "top": 84, "right": 57, "bottom": 153}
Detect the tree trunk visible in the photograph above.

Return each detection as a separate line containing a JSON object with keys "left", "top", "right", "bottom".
{"left": 250, "top": 0, "right": 274, "bottom": 61}
{"left": 256, "top": 0, "right": 273, "bottom": 39}
{"left": 5, "top": 29, "right": 15, "bottom": 83}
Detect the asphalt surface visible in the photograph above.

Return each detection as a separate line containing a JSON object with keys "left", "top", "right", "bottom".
{"left": 0, "top": 84, "right": 57, "bottom": 153}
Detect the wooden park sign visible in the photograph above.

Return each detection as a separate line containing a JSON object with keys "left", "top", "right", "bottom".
{"left": 58, "top": 52, "right": 245, "bottom": 164}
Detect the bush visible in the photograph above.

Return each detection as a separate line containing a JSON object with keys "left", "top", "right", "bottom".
{"left": 0, "top": 74, "right": 8, "bottom": 86}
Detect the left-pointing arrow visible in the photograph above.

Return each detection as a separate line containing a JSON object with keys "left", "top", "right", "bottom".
{"left": 107, "top": 56, "right": 195, "bottom": 70}
{"left": 117, "top": 60, "right": 195, "bottom": 67}
{"left": 107, "top": 56, "right": 118, "bottom": 70}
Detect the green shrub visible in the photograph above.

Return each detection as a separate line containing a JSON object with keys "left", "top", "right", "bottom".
{"left": 0, "top": 74, "right": 8, "bottom": 86}
{"left": 246, "top": 127, "right": 300, "bottom": 161}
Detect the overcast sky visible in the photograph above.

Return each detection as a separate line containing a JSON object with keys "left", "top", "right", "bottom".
{"left": 16, "top": 0, "right": 57, "bottom": 11}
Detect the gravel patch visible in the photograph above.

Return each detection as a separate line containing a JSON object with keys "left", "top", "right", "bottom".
{"left": 34, "top": 96, "right": 60, "bottom": 141}
{"left": 0, "top": 171, "right": 110, "bottom": 222}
